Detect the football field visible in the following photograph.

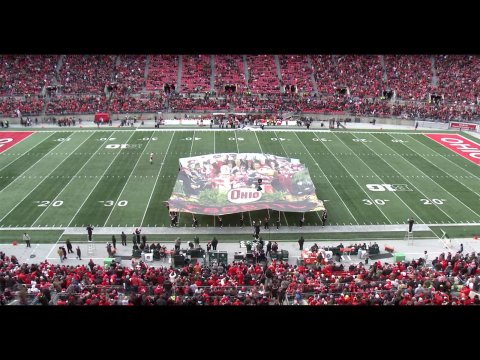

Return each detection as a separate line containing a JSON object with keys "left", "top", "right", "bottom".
{"left": 0, "top": 128, "right": 479, "bottom": 237}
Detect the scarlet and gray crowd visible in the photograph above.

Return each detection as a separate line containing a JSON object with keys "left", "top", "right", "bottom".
{"left": 1, "top": 55, "right": 479, "bottom": 123}
{"left": 1, "top": 246, "right": 479, "bottom": 306}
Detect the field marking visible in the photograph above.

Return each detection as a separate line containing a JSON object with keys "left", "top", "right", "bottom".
{"left": 254, "top": 131, "right": 289, "bottom": 227}
{"left": 0, "top": 133, "right": 64, "bottom": 195}
{"left": 381, "top": 133, "right": 480, "bottom": 219}
{"left": 0, "top": 132, "right": 89, "bottom": 224}
{"left": 0, "top": 133, "right": 53, "bottom": 173}
{"left": 295, "top": 132, "right": 359, "bottom": 224}
{"left": 234, "top": 131, "right": 252, "bottom": 226}
{"left": 103, "top": 132, "right": 155, "bottom": 226}
{"left": 31, "top": 132, "right": 114, "bottom": 227}
{"left": 406, "top": 134, "right": 480, "bottom": 197}
{"left": 313, "top": 132, "right": 394, "bottom": 223}
{"left": 140, "top": 132, "right": 176, "bottom": 227}
{"left": 45, "top": 231, "right": 66, "bottom": 261}
{"left": 65, "top": 131, "right": 137, "bottom": 227}
{"left": 335, "top": 132, "right": 425, "bottom": 223}
{"left": 274, "top": 131, "right": 323, "bottom": 223}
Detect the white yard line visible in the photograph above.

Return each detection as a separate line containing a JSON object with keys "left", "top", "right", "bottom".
{"left": 0, "top": 133, "right": 89, "bottom": 224}
{"left": 103, "top": 133, "right": 155, "bottom": 226}
{"left": 31, "top": 131, "right": 106, "bottom": 226}
{"left": 140, "top": 132, "right": 175, "bottom": 226}
{"left": 311, "top": 132, "right": 393, "bottom": 223}
{"left": 253, "top": 131, "right": 289, "bottom": 226}
{"left": 334, "top": 132, "right": 425, "bottom": 223}
{"left": 235, "top": 130, "right": 252, "bottom": 226}
{"left": 381, "top": 133, "right": 480, "bottom": 219}
{"left": 0, "top": 132, "right": 54, "bottom": 173}
{"left": 294, "top": 132, "right": 359, "bottom": 224}
{"left": 45, "top": 231, "right": 65, "bottom": 260}
{"left": 0, "top": 133, "right": 64, "bottom": 195}
{"left": 274, "top": 131, "right": 323, "bottom": 223}
{"left": 65, "top": 131, "right": 137, "bottom": 227}
{"left": 407, "top": 134, "right": 480, "bottom": 197}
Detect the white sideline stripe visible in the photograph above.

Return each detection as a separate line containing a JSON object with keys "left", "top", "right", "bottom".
{"left": 31, "top": 132, "right": 113, "bottom": 227}
{"left": 294, "top": 132, "right": 359, "bottom": 223}
{"left": 0, "top": 133, "right": 86, "bottom": 223}
{"left": 336, "top": 132, "right": 424, "bottom": 222}
{"left": 407, "top": 134, "right": 480, "bottom": 197}
{"left": 0, "top": 223, "right": 478, "bottom": 233}
{"left": 103, "top": 132, "right": 155, "bottom": 226}
{"left": 140, "top": 132, "right": 176, "bottom": 226}
{"left": 0, "top": 133, "right": 59, "bottom": 194}
{"left": 383, "top": 133, "right": 480, "bottom": 219}
{"left": 65, "top": 131, "right": 137, "bottom": 227}
{"left": 0, "top": 132, "right": 51, "bottom": 173}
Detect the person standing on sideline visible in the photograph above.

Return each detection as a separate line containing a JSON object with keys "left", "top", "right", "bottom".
{"left": 299, "top": 217, "right": 305, "bottom": 227}
{"left": 424, "top": 250, "right": 429, "bottom": 266}
{"left": 459, "top": 243, "right": 464, "bottom": 253}
{"left": 23, "top": 232, "right": 31, "bottom": 248}
{"left": 298, "top": 236, "right": 305, "bottom": 250}
{"left": 264, "top": 216, "right": 269, "bottom": 230}
{"left": 86, "top": 225, "right": 94, "bottom": 241}
{"left": 239, "top": 214, "right": 244, "bottom": 228}
{"left": 111, "top": 235, "right": 117, "bottom": 249}
{"left": 149, "top": 152, "right": 154, "bottom": 164}
{"left": 276, "top": 218, "right": 280, "bottom": 230}
{"left": 66, "top": 239, "right": 73, "bottom": 253}
{"left": 408, "top": 218, "right": 414, "bottom": 232}
{"left": 121, "top": 231, "right": 127, "bottom": 246}
{"left": 76, "top": 246, "right": 82, "bottom": 260}
{"left": 212, "top": 237, "right": 218, "bottom": 250}
{"left": 174, "top": 237, "right": 181, "bottom": 251}
{"left": 57, "top": 247, "right": 64, "bottom": 263}
{"left": 192, "top": 215, "right": 199, "bottom": 227}
{"left": 321, "top": 209, "right": 328, "bottom": 226}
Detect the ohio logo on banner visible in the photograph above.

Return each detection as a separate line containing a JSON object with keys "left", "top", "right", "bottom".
{"left": 0, "top": 132, "right": 34, "bottom": 153}
{"left": 425, "top": 134, "right": 480, "bottom": 165}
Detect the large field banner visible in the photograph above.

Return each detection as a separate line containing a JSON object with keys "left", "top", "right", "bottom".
{"left": 168, "top": 153, "right": 325, "bottom": 215}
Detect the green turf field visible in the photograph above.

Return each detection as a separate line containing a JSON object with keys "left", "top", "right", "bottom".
{"left": 0, "top": 129, "right": 479, "bottom": 233}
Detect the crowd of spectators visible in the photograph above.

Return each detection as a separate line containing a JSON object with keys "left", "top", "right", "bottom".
{"left": 0, "top": 96, "right": 44, "bottom": 117}
{"left": 1, "top": 245, "right": 479, "bottom": 306}
{"left": 145, "top": 55, "right": 178, "bottom": 92}
{"left": 279, "top": 55, "right": 314, "bottom": 95}
{"left": 113, "top": 55, "right": 147, "bottom": 94}
{"left": 0, "top": 55, "right": 480, "bottom": 122}
{"left": 214, "top": 55, "right": 247, "bottom": 94}
{"left": 384, "top": 55, "right": 432, "bottom": 101}
{"left": 58, "top": 55, "right": 116, "bottom": 94}
{"left": 181, "top": 55, "right": 211, "bottom": 93}
{"left": 336, "top": 55, "right": 384, "bottom": 98}
{"left": 45, "top": 95, "right": 108, "bottom": 115}
{"left": 246, "top": 55, "right": 281, "bottom": 95}
{"left": 434, "top": 55, "right": 480, "bottom": 105}
{"left": 0, "top": 55, "right": 59, "bottom": 96}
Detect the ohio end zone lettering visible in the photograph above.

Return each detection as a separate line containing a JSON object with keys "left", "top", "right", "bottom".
{"left": 0, "top": 132, "right": 34, "bottom": 153}
{"left": 425, "top": 134, "right": 480, "bottom": 165}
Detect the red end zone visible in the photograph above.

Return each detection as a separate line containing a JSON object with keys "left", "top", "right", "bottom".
{"left": 0, "top": 132, "right": 34, "bottom": 154}
{"left": 424, "top": 133, "right": 480, "bottom": 165}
